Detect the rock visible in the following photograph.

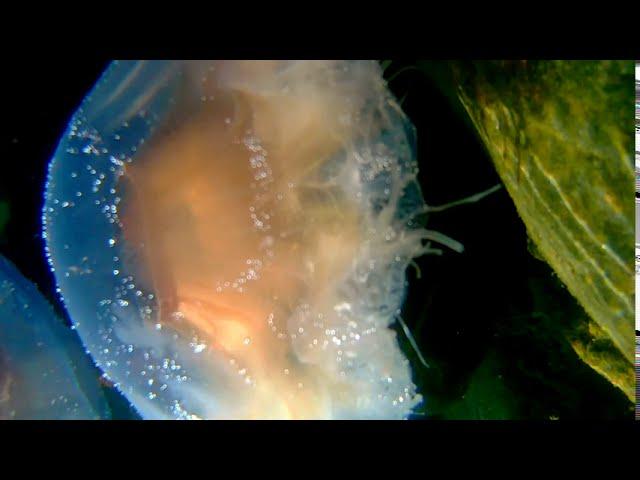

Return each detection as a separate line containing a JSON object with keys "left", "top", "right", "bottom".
{"left": 447, "top": 61, "right": 634, "bottom": 399}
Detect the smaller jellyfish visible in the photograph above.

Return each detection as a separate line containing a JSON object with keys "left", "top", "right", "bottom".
{"left": 0, "top": 254, "right": 110, "bottom": 419}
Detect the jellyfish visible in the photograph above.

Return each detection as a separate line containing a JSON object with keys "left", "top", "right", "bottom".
{"left": 0, "top": 254, "right": 110, "bottom": 419}
{"left": 43, "top": 60, "right": 447, "bottom": 419}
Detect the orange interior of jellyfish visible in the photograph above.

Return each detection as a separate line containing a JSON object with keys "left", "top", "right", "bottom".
{"left": 118, "top": 65, "right": 364, "bottom": 418}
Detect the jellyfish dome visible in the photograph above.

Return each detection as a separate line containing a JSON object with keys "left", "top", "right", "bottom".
{"left": 0, "top": 254, "right": 109, "bottom": 419}
{"left": 43, "top": 60, "right": 433, "bottom": 419}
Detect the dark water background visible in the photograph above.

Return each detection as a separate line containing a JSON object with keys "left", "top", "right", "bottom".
{"left": 0, "top": 60, "right": 632, "bottom": 419}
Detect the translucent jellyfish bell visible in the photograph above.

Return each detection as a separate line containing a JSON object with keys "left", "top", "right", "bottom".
{"left": 0, "top": 254, "right": 110, "bottom": 419}
{"left": 43, "top": 60, "right": 434, "bottom": 419}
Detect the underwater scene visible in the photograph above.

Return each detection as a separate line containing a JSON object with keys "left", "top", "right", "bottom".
{"left": 0, "top": 60, "right": 636, "bottom": 420}
{"left": 635, "top": 62, "right": 639, "bottom": 420}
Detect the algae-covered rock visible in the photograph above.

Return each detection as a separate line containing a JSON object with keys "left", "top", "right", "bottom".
{"left": 446, "top": 61, "right": 634, "bottom": 397}
{"left": 567, "top": 317, "right": 635, "bottom": 401}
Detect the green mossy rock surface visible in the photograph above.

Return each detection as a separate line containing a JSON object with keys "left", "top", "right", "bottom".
{"left": 448, "top": 61, "right": 634, "bottom": 399}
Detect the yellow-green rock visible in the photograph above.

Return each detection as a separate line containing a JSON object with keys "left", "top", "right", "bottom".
{"left": 567, "top": 317, "right": 635, "bottom": 401}
{"left": 449, "top": 61, "right": 634, "bottom": 399}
